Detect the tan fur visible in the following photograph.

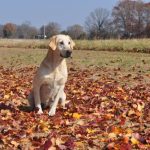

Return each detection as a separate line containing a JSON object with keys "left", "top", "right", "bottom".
{"left": 49, "top": 36, "right": 57, "bottom": 51}
{"left": 28, "top": 35, "right": 75, "bottom": 116}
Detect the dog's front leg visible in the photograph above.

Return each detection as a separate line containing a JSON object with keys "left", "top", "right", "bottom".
{"left": 60, "top": 91, "right": 67, "bottom": 109}
{"left": 48, "top": 87, "right": 62, "bottom": 116}
{"left": 33, "top": 86, "right": 43, "bottom": 114}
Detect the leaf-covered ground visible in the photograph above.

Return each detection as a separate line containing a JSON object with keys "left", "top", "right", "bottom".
{"left": 0, "top": 66, "right": 150, "bottom": 150}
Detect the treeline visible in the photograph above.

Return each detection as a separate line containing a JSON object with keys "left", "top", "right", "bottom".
{"left": 0, "top": 0, "right": 150, "bottom": 39}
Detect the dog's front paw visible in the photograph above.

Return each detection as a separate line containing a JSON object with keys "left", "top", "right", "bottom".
{"left": 48, "top": 109, "right": 56, "bottom": 116}
{"left": 35, "top": 104, "right": 43, "bottom": 114}
{"left": 37, "top": 109, "right": 43, "bottom": 114}
{"left": 62, "top": 100, "right": 70, "bottom": 109}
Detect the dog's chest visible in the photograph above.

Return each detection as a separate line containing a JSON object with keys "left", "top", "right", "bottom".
{"left": 44, "top": 68, "right": 67, "bottom": 86}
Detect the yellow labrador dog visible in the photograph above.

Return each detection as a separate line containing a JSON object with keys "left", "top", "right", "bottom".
{"left": 29, "top": 34, "right": 75, "bottom": 116}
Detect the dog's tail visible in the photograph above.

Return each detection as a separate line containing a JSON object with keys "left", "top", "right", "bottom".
{"left": 27, "top": 90, "right": 35, "bottom": 110}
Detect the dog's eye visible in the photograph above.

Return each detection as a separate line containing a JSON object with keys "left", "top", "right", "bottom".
{"left": 60, "top": 41, "right": 64, "bottom": 45}
{"left": 68, "top": 42, "right": 71, "bottom": 45}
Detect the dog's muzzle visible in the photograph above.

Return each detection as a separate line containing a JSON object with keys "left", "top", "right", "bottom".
{"left": 66, "top": 50, "right": 72, "bottom": 57}
{"left": 60, "top": 50, "right": 72, "bottom": 58}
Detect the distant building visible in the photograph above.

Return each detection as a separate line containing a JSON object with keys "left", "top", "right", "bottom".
{"left": 35, "top": 34, "right": 47, "bottom": 39}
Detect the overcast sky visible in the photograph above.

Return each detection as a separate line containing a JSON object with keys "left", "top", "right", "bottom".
{"left": 0, "top": 0, "right": 149, "bottom": 29}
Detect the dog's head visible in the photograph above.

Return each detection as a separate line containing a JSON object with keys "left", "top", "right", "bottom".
{"left": 49, "top": 34, "right": 75, "bottom": 58}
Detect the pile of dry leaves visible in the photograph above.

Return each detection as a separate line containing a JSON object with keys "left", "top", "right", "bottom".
{"left": 0, "top": 66, "right": 150, "bottom": 149}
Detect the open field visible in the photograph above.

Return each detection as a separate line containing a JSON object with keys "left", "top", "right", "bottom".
{"left": 1, "top": 38, "right": 150, "bottom": 53}
{"left": 1, "top": 48, "right": 150, "bottom": 70}
{"left": 1, "top": 47, "right": 150, "bottom": 87}
{"left": 0, "top": 48, "right": 150, "bottom": 149}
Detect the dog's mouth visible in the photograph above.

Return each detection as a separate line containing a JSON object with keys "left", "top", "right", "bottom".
{"left": 60, "top": 54, "right": 71, "bottom": 58}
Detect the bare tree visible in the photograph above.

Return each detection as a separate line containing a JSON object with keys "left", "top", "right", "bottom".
{"left": 16, "top": 23, "right": 38, "bottom": 39}
{"left": 144, "top": 3, "right": 150, "bottom": 37}
{"left": 3, "top": 23, "right": 16, "bottom": 38}
{"left": 67, "top": 24, "right": 86, "bottom": 39}
{"left": 112, "top": 0, "right": 146, "bottom": 38}
{"left": 144, "top": 3, "right": 150, "bottom": 24}
{"left": 85, "top": 8, "right": 109, "bottom": 39}
{"left": 40, "top": 22, "right": 61, "bottom": 38}
{"left": 0, "top": 25, "right": 3, "bottom": 38}
{"left": 104, "top": 19, "right": 119, "bottom": 39}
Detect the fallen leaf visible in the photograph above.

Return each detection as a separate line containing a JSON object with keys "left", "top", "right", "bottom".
{"left": 73, "top": 113, "right": 82, "bottom": 119}
{"left": 137, "top": 103, "right": 145, "bottom": 112}
{"left": 11, "top": 141, "right": 19, "bottom": 147}
{"left": 4, "top": 94, "right": 10, "bottom": 99}
{"left": 86, "top": 128, "right": 95, "bottom": 134}
{"left": 108, "top": 133, "right": 117, "bottom": 139}
{"left": 130, "top": 137, "right": 139, "bottom": 145}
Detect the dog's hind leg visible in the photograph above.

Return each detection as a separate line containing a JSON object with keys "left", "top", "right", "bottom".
{"left": 33, "top": 86, "right": 43, "bottom": 114}
{"left": 27, "top": 90, "right": 35, "bottom": 110}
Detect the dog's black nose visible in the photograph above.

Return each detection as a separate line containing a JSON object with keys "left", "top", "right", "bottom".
{"left": 66, "top": 50, "right": 72, "bottom": 57}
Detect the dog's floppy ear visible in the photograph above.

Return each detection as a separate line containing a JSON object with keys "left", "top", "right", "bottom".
{"left": 49, "top": 36, "right": 57, "bottom": 51}
{"left": 68, "top": 36, "right": 75, "bottom": 49}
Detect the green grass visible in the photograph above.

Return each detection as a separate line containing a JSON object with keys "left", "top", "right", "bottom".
{"left": 1, "top": 39, "right": 150, "bottom": 53}
{"left": 75, "top": 39, "right": 150, "bottom": 52}
{"left": 0, "top": 48, "right": 150, "bottom": 73}
{"left": 0, "top": 39, "right": 49, "bottom": 49}
{"left": 0, "top": 48, "right": 46, "bottom": 68}
{"left": 1, "top": 47, "right": 150, "bottom": 87}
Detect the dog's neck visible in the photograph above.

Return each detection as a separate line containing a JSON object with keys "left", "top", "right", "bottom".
{"left": 43, "top": 49, "right": 66, "bottom": 70}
